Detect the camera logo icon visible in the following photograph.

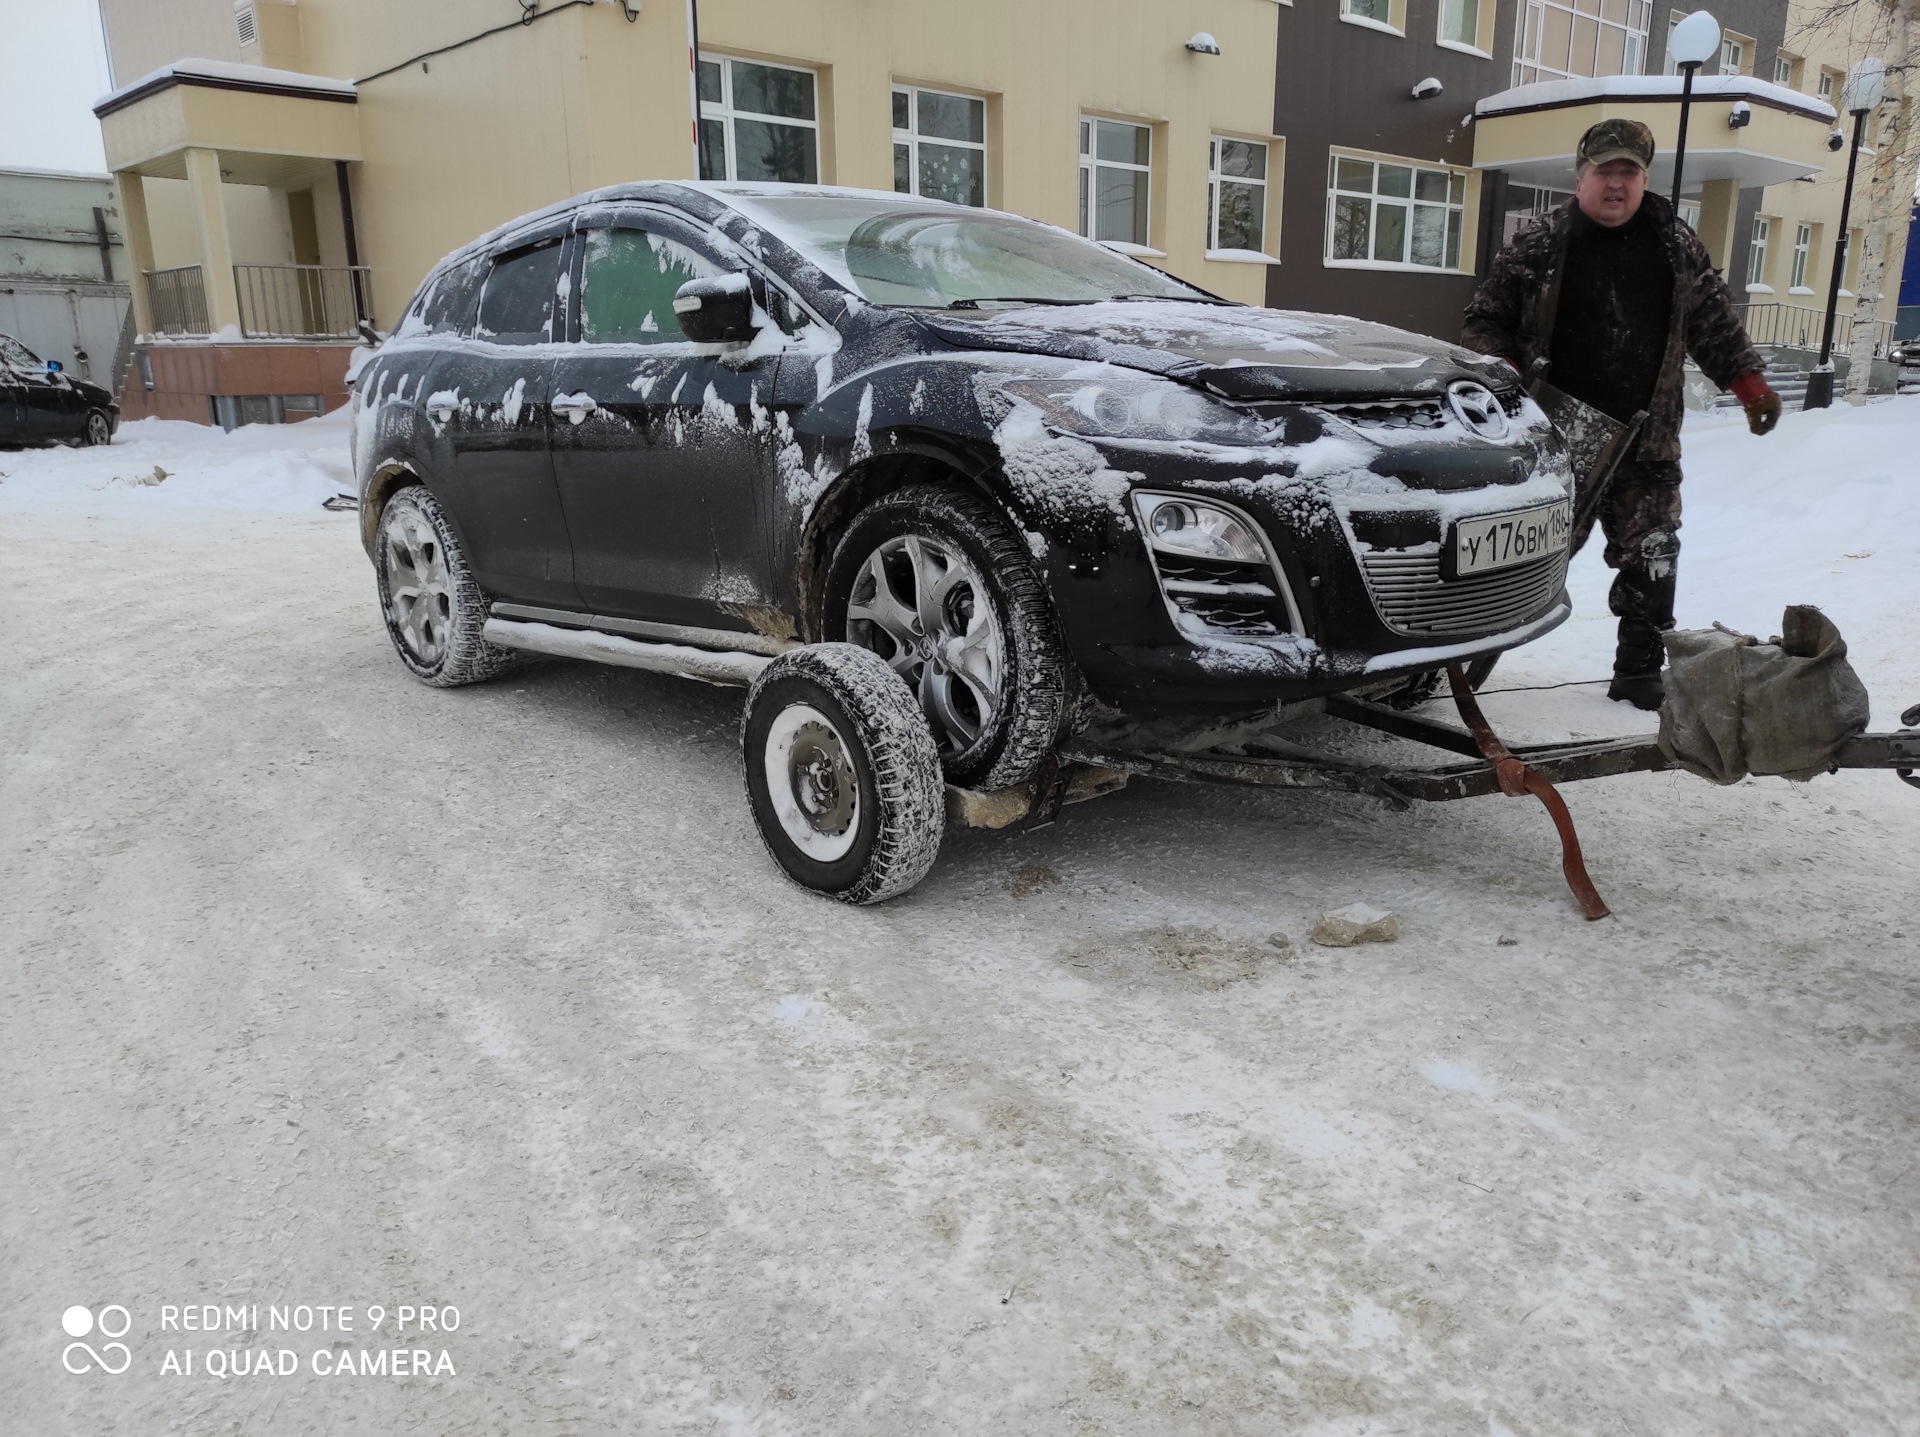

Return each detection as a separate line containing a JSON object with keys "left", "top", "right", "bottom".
{"left": 62, "top": 1305, "right": 132, "bottom": 1374}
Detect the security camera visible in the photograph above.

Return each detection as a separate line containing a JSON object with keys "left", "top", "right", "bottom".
{"left": 1411, "top": 77, "right": 1444, "bottom": 100}
{"left": 1727, "top": 100, "right": 1751, "bottom": 128}
{"left": 1828, "top": 128, "right": 1847, "bottom": 151}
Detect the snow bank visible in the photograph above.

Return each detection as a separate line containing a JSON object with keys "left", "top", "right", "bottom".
{"left": 0, "top": 411, "right": 356, "bottom": 516}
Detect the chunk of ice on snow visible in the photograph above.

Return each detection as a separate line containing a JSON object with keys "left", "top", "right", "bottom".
{"left": 1311, "top": 904, "right": 1399, "bottom": 946}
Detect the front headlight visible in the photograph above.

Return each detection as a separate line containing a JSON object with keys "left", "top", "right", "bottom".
{"left": 1004, "top": 377, "right": 1276, "bottom": 446}
{"left": 1133, "top": 492, "right": 1269, "bottom": 563}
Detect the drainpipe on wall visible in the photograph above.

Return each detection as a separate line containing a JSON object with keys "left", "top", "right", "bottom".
{"left": 335, "top": 159, "right": 365, "bottom": 323}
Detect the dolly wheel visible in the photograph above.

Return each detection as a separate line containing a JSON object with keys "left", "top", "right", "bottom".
{"left": 743, "top": 644, "right": 945, "bottom": 904}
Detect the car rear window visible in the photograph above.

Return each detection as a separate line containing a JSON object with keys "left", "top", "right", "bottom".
{"left": 474, "top": 240, "right": 563, "bottom": 344}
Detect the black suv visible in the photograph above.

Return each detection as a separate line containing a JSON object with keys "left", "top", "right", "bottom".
{"left": 353, "top": 183, "right": 1573, "bottom": 795}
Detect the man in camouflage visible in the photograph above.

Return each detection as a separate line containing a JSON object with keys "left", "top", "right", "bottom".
{"left": 1462, "top": 118, "right": 1781, "bottom": 709}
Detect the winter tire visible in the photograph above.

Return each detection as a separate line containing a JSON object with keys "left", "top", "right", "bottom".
{"left": 374, "top": 485, "right": 517, "bottom": 687}
{"left": 83, "top": 411, "right": 112, "bottom": 447}
{"left": 823, "top": 484, "right": 1067, "bottom": 790}
{"left": 743, "top": 644, "right": 945, "bottom": 905}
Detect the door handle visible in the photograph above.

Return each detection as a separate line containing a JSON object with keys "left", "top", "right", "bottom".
{"left": 551, "top": 392, "right": 598, "bottom": 424}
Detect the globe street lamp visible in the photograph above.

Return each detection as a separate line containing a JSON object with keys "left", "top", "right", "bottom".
{"left": 1805, "top": 57, "right": 1886, "bottom": 410}
{"left": 1667, "top": 10, "right": 1722, "bottom": 212}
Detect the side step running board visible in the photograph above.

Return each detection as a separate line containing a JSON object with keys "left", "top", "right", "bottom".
{"left": 481, "top": 618, "right": 773, "bottom": 687}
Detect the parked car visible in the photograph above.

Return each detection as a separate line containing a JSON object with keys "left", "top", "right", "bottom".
{"left": 0, "top": 333, "right": 118, "bottom": 447}
{"left": 352, "top": 183, "right": 1574, "bottom": 895}
{"left": 1890, "top": 334, "right": 1920, "bottom": 368}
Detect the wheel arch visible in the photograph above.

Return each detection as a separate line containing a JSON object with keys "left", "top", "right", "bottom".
{"left": 359, "top": 459, "right": 423, "bottom": 557}
{"left": 793, "top": 432, "right": 1050, "bottom": 641}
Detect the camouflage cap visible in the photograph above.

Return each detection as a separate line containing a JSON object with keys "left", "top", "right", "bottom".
{"left": 1577, "top": 117, "right": 1655, "bottom": 171}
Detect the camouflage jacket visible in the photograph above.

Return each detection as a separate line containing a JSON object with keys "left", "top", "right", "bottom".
{"left": 1460, "top": 192, "right": 1762, "bottom": 463}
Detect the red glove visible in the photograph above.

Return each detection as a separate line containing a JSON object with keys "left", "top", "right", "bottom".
{"left": 1730, "top": 371, "right": 1781, "bottom": 435}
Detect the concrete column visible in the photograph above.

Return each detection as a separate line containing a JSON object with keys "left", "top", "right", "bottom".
{"left": 115, "top": 170, "right": 158, "bottom": 338}
{"left": 184, "top": 146, "right": 242, "bottom": 334}
{"left": 1694, "top": 179, "right": 1741, "bottom": 272}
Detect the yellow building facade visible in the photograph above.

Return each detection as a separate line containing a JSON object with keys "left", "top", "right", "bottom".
{"left": 95, "top": 0, "right": 1289, "bottom": 422}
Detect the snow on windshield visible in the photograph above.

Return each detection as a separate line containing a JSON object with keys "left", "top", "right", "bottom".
{"left": 720, "top": 194, "right": 1205, "bottom": 307}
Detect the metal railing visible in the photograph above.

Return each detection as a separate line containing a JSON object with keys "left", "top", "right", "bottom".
{"left": 1736, "top": 301, "right": 1896, "bottom": 359}
{"left": 234, "top": 264, "right": 373, "bottom": 339}
{"left": 145, "top": 265, "right": 210, "bottom": 336}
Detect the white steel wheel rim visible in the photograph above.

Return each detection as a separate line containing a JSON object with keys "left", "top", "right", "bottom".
{"left": 763, "top": 703, "right": 861, "bottom": 861}
{"left": 383, "top": 509, "right": 453, "bottom": 665}
{"left": 845, "top": 533, "right": 1005, "bottom": 758}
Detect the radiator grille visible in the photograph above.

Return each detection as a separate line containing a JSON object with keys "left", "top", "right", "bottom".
{"left": 1359, "top": 547, "right": 1568, "bottom": 637}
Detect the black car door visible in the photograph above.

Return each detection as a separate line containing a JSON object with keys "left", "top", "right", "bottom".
{"left": 1, "top": 337, "right": 68, "bottom": 438}
{"left": 0, "top": 361, "right": 21, "bottom": 441}
{"left": 431, "top": 223, "right": 581, "bottom": 607}
{"left": 550, "top": 209, "right": 785, "bottom": 629}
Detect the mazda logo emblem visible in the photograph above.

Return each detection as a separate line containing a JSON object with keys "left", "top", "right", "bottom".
{"left": 1446, "top": 380, "right": 1510, "bottom": 440}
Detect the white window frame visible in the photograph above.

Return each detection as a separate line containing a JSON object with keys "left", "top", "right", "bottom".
{"left": 1718, "top": 35, "right": 1746, "bottom": 76}
{"left": 1677, "top": 198, "right": 1701, "bottom": 231}
{"left": 697, "top": 53, "right": 821, "bottom": 185}
{"left": 1745, "top": 216, "right": 1772, "bottom": 292}
{"left": 1325, "top": 150, "right": 1470, "bottom": 274}
{"left": 1518, "top": 0, "right": 1652, "bottom": 86}
{"left": 1771, "top": 54, "right": 1794, "bottom": 88}
{"left": 1817, "top": 70, "right": 1837, "bottom": 103}
{"left": 891, "top": 86, "right": 988, "bottom": 207}
{"left": 1789, "top": 222, "right": 1813, "bottom": 291}
{"left": 1207, "top": 137, "right": 1275, "bottom": 262}
{"left": 1078, "top": 116, "right": 1157, "bottom": 254}
{"left": 1340, "top": 0, "right": 1404, "bottom": 38}
{"left": 1437, "top": 0, "right": 1489, "bottom": 57}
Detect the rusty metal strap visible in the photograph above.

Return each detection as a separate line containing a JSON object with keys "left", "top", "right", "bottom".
{"left": 1447, "top": 665, "right": 1611, "bottom": 920}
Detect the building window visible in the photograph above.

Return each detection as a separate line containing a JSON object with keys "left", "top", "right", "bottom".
{"left": 1440, "top": 0, "right": 1483, "bottom": 51}
{"left": 1342, "top": 0, "right": 1396, "bottom": 27}
{"left": 1817, "top": 70, "right": 1837, "bottom": 103}
{"left": 1677, "top": 198, "right": 1700, "bottom": 231}
{"left": 892, "top": 88, "right": 986, "bottom": 207}
{"left": 1772, "top": 54, "right": 1794, "bottom": 87}
{"left": 1079, "top": 117, "right": 1151, "bottom": 248}
{"left": 1515, "top": 0, "right": 1651, "bottom": 86}
{"left": 697, "top": 55, "right": 819, "bottom": 184}
{"left": 1208, "top": 138, "right": 1269, "bottom": 254}
{"left": 1790, "top": 222, "right": 1812, "bottom": 289}
{"left": 1746, "top": 217, "right": 1770, "bottom": 288}
{"left": 1718, "top": 35, "right": 1746, "bottom": 75}
{"left": 1327, "top": 152, "right": 1465, "bottom": 271}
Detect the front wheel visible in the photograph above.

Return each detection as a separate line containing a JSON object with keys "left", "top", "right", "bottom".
{"left": 743, "top": 645, "right": 945, "bottom": 905}
{"left": 83, "top": 411, "right": 112, "bottom": 447}
{"left": 824, "top": 485, "right": 1068, "bottom": 790}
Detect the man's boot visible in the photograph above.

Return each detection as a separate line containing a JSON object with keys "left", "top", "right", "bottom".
{"left": 1607, "top": 618, "right": 1666, "bottom": 710}
{"left": 1607, "top": 532, "right": 1679, "bottom": 711}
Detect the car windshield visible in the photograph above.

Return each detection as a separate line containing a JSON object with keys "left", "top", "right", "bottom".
{"left": 723, "top": 193, "right": 1211, "bottom": 307}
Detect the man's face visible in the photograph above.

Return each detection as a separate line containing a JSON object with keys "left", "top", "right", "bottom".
{"left": 1576, "top": 158, "right": 1647, "bottom": 227}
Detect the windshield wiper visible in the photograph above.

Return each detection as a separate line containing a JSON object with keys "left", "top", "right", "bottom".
{"left": 943, "top": 297, "right": 1099, "bottom": 309}
{"left": 1108, "top": 293, "right": 1231, "bottom": 304}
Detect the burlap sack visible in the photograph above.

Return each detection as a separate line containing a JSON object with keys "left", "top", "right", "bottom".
{"left": 1658, "top": 605, "right": 1870, "bottom": 784}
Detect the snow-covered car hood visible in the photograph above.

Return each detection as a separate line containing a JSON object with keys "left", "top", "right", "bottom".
{"left": 917, "top": 300, "right": 1511, "bottom": 401}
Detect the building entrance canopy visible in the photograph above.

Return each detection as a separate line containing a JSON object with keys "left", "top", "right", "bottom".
{"left": 1472, "top": 74, "right": 1837, "bottom": 194}
{"left": 91, "top": 60, "right": 365, "bottom": 343}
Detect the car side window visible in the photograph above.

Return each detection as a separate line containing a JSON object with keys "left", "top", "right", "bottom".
{"left": 578, "top": 226, "right": 730, "bottom": 345}
{"left": 404, "top": 256, "right": 485, "bottom": 336}
{"left": 473, "top": 240, "right": 564, "bottom": 344}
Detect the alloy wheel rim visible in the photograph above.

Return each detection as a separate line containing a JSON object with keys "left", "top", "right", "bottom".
{"left": 845, "top": 533, "right": 1005, "bottom": 757}
{"left": 383, "top": 511, "right": 453, "bottom": 664}
{"left": 87, "top": 414, "right": 109, "bottom": 446}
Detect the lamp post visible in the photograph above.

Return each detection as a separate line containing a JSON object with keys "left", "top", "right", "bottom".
{"left": 1667, "top": 11, "right": 1722, "bottom": 212}
{"left": 1805, "top": 57, "right": 1886, "bottom": 411}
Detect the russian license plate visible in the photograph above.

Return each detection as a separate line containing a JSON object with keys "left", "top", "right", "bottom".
{"left": 1450, "top": 501, "right": 1571, "bottom": 578}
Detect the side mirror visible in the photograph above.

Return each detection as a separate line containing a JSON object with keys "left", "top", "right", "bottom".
{"left": 673, "top": 273, "right": 758, "bottom": 344}
{"left": 45, "top": 360, "right": 63, "bottom": 373}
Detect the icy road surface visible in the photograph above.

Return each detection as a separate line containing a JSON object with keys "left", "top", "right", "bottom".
{"left": 3, "top": 401, "right": 1917, "bottom": 1434}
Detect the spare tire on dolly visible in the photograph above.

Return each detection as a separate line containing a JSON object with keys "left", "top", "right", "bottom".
{"left": 743, "top": 644, "right": 945, "bottom": 904}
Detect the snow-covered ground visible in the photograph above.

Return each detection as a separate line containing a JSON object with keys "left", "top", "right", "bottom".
{"left": 3, "top": 400, "right": 1916, "bottom": 1434}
